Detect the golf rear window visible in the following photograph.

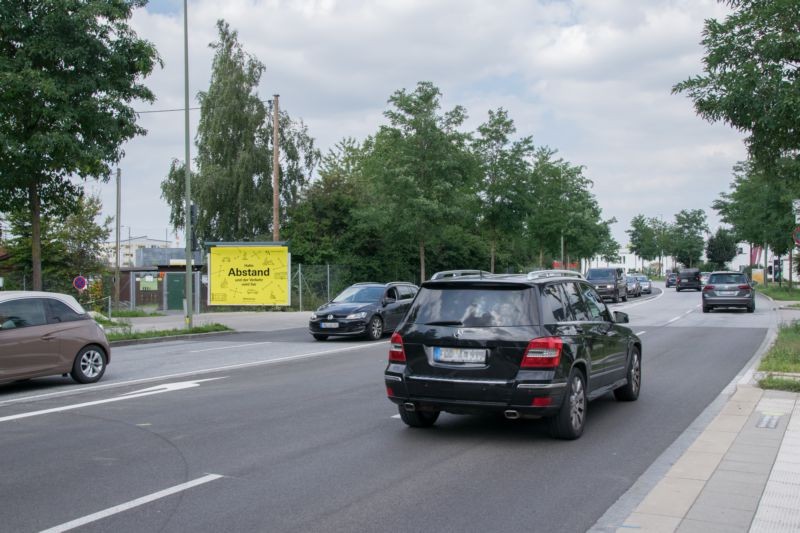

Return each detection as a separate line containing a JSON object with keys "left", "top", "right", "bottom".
{"left": 708, "top": 273, "right": 747, "bottom": 284}
{"left": 407, "top": 286, "right": 537, "bottom": 326}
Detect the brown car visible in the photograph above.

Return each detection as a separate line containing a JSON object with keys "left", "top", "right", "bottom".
{"left": 0, "top": 291, "right": 110, "bottom": 386}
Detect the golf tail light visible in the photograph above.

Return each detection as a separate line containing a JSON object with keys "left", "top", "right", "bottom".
{"left": 738, "top": 284, "right": 751, "bottom": 290}
{"left": 389, "top": 332, "right": 406, "bottom": 363}
{"left": 521, "top": 337, "right": 563, "bottom": 368}
{"left": 703, "top": 285, "right": 715, "bottom": 291}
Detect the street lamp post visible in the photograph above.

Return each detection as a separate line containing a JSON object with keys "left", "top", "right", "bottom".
{"left": 183, "top": 0, "right": 193, "bottom": 328}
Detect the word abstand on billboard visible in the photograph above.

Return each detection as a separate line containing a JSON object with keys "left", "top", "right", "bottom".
{"left": 207, "top": 243, "right": 291, "bottom": 306}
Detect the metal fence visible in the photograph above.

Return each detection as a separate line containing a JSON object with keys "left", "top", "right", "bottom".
{"left": 1, "top": 263, "right": 393, "bottom": 313}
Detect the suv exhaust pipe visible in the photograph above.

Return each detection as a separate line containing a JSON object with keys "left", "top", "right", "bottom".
{"left": 504, "top": 410, "right": 520, "bottom": 420}
{"left": 403, "top": 402, "right": 416, "bottom": 412}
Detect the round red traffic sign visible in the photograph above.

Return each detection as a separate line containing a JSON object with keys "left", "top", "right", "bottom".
{"left": 73, "top": 275, "right": 87, "bottom": 291}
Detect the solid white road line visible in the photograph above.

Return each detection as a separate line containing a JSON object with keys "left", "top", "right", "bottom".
{"left": 0, "top": 379, "right": 223, "bottom": 424}
{"left": 635, "top": 331, "right": 646, "bottom": 336}
{"left": 391, "top": 414, "right": 401, "bottom": 419}
{"left": 189, "top": 341, "right": 272, "bottom": 353}
{"left": 0, "top": 342, "right": 387, "bottom": 408}
{"left": 39, "top": 474, "right": 223, "bottom": 533}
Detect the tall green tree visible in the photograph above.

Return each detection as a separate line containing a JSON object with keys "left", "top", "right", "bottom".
{"left": 161, "top": 20, "right": 319, "bottom": 245}
{"left": 0, "top": 0, "right": 160, "bottom": 290}
{"left": 706, "top": 227, "right": 738, "bottom": 269}
{"left": 363, "top": 81, "right": 479, "bottom": 281}
{"left": 2, "top": 194, "right": 111, "bottom": 293}
{"left": 673, "top": 0, "right": 800, "bottom": 172}
{"left": 713, "top": 160, "right": 795, "bottom": 258}
{"left": 162, "top": 20, "right": 269, "bottom": 243}
{"left": 472, "top": 108, "right": 534, "bottom": 272}
{"left": 627, "top": 215, "right": 662, "bottom": 270}
{"left": 668, "top": 209, "right": 709, "bottom": 267}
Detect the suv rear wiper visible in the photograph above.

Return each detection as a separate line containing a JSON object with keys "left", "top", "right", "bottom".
{"left": 424, "top": 320, "right": 463, "bottom": 326}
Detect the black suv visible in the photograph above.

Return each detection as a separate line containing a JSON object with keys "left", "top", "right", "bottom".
{"left": 585, "top": 267, "right": 627, "bottom": 303}
{"left": 385, "top": 272, "right": 641, "bottom": 440}
{"left": 676, "top": 268, "right": 701, "bottom": 291}
{"left": 309, "top": 282, "right": 418, "bottom": 341}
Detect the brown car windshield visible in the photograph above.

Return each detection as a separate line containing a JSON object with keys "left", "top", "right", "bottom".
{"left": 407, "top": 285, "right": 538, "bottom": 327}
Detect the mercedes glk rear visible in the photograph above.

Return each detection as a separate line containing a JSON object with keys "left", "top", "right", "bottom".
{"left": 385, "top": 278, "right": 575, "bottom": 431}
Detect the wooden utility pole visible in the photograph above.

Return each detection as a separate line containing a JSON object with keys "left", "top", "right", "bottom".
{"left": 272, "top": 94, "right": 280, "bottom": 242}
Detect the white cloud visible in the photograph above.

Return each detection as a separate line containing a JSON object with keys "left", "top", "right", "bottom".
{"left": 92, "top": 0, "right": 745, "bottom": 249}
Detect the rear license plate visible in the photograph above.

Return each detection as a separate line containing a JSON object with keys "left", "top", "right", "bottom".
{"left": 433, "top": 347, "right": 487, "bottom": 363}
{"left": 718, "top": 291, "right": 736, "bottom": 296}
{"left": 321, "top": 322, "right": 339, "bottom": 329}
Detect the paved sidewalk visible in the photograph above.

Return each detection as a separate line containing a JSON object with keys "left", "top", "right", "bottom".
{"left": 596, "top": 299, "right": 800, "bottom": 532}
{"left": 118, "top": 310, "right": 313, "bottom": 333}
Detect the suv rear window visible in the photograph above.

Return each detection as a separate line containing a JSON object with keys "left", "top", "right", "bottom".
{"left": 406, "top": 285, "right": 538, "bottom": 327}
{"left": 679, "top": 269, "right": 700, "bottom": 279}
{"left": 708, "top": 273, "right": 747, "bottom": 284}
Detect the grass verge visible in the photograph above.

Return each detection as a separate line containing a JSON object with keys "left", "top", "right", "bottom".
{"left": 756, "top": 284, "right": 800, "bottom": 301}
{"left": 758, "top": 376, "right": 800, "bottom": 393}
{"left": 107, "top": 323, "right": 231, "bottom": 342}
{"left": 758, "top": 320, "right": 800, "bottom": 392}
{"left": 109, "top": 309, "right": 165, "bottom": 318}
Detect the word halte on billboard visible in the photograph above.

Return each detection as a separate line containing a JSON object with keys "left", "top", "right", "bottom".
{"left": 208, "top": 245, "right": 290, "bottom": 306}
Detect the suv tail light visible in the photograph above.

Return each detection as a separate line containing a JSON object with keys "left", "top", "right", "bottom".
{"left": 703, "top": 285, "right": 715, "bottom": 291}
{"left": 389, "top": 332, "right": 406, "bottom": 363}
{"left": 738, "top": 284, "right": 751, "bottom": 290}
{"left": 521, "top": 337, "right": 563, "bottom": 369}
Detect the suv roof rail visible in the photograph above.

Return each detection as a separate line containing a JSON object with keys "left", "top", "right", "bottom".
{"left": 430, "top": 269, "right": 492, "bottom": 280}
{"left": 526, "top": 269, "right": 585, "bottom": 280}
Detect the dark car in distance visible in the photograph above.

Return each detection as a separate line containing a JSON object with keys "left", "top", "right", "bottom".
{"left": 309, "top": 282, "right": 418, "bottom": 341}
{"left": 385, "top": 272, "right": 641, "bottom": 440}
{"left": 666, "top": 273, "right": 677, "bottom": 287}
{"left": 702, "top": 271, "right": 755, "bottom": 313}
{"left": 676, "top": 268, "right": 702, "bottom": 291}
{"left": 585, "top": 267, "right": 628, "bottom": 303}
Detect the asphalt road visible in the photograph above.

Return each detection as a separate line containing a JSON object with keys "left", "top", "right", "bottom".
{"left": 0, "top": 285, "right": 772, "bottom": 533}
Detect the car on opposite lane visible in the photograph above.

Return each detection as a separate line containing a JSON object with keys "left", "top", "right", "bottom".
{"left": 309, "top": 282, "right": 418, "bottom": 341}
{"left": 626, "top": 275, "right": 642, "bottom": 297}
{"left": 635, "top": 275, "right": 652, "bottom": 294}
{"left": 586, "top": 267, "right": 628, "bottom": 303}
{"left": 702, "top": 271, "right": 755, "bottom": 313}
{"left": 385, "top": 271, "right": 641, "bottom": 440}
{"left": 0, "top": 291, "right": 110, "bottom": 386}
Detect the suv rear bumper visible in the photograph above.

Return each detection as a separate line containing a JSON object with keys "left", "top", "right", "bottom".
{"left": 385, "top": 373, "right": 566, "bottom": 417}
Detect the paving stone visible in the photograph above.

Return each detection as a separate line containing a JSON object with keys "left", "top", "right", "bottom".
{"left": 618, "top": 512, "right": 681, "bottom": 533}
{"left": 676, "top": 518, "right": 748, "bottom": 533}
{"left": 684, "top": 501, "right": 754, "bottom": 526}
{"left": 635, "top": 478, "right": 705, "bottom": 517}
{"left": 668, "top": 451, "right": 724, "bottom": 481}
{"left": 716, "top": 458, "right": 774, "bottom": 475}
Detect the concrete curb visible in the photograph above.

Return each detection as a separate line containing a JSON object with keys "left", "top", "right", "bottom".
{"left": 109, "top": 330, "right": 237, "bottom": 347}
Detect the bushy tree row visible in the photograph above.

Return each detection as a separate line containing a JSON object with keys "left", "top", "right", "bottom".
{"left": 675, "top": 0, "right": 800, "bottom": 278}
{"left": 162, "top": 22, "right": 617, "bottom": 285}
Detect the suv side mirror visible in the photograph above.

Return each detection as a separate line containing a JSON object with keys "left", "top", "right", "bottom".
{"left": 383, "top": 296, "right": 396, "bottom": 306}
{"left": 614, "top": 311, "right": 629, "bottom": 324}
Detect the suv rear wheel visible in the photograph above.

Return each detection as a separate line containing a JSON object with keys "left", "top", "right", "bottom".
{"left": 398, "top": 406, "right": 440, "bottom": 428}
{"left": 548, "top": 368, "right": 586, "bottom": 440}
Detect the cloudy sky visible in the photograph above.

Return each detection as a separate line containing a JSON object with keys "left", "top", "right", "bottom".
{"left": 91, "top": 0, "right": 746, "bottom": 249}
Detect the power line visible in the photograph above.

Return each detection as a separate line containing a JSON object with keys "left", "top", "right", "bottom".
{"left": 135, "top": 98, "right": 273, "bottom": 114}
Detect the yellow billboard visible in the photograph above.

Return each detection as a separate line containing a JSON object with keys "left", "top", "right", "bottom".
{"left": 208, "top": 245, "right": 290, "bottom": 306}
